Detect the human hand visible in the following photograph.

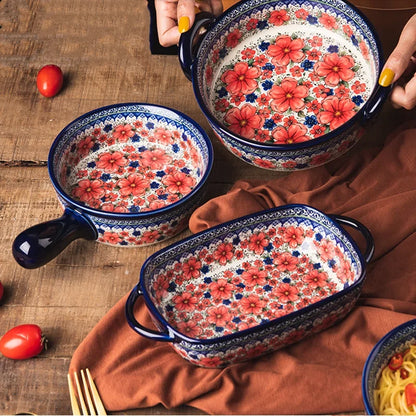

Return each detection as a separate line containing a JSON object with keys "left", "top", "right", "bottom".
{"left": 154, "top": 0, "right": 223, "bottom": 48}
{"left": 378, "top": 13, "right": 416, "bottom": 109}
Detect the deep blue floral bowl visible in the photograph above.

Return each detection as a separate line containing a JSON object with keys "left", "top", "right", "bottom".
{"left": 126, "top": 204, "right": 374, "bottom": 367}
{"left": 179, "top": 0, "right": 389, "bottom": 171}
{"left": 362, "top": 319, "right": 416, "bottom": 414}
{"left": 12, "top": 103, "right": 213, "bottom": 269}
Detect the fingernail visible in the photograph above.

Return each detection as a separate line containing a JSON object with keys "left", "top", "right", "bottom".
{"left": 178, "top": 16, "right": 190, "bottom": 33}
{"left": 378, "top": 68, "right": 395, "bottom": 87}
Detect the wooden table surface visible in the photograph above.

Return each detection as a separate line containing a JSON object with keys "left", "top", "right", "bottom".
{"left": 0, "top": 1, "right": 414, "bottom": 415}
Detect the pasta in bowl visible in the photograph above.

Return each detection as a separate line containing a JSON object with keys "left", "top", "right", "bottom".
{"left": 363, "top": 319, "right": 416, "bottom": 415}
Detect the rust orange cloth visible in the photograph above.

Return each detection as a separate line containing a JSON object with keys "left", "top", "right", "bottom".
{"left": 70, "top": 125, "right": 416, "bottom": 414}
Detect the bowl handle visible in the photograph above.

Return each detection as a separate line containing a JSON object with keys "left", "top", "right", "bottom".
{"left": 362, "top": 84, "right": 393, "bottom": 121}
{"left": 329, "top": 215, "right": 375, "bottom": 263}
{"left": 125, "top": 284, "right": 176, "bottom": 342}
{"left": 178, "top": 12, "right": 216, "bottom": 80}
{"left": 12, "top": 207, "right": 97, "bottom": 269}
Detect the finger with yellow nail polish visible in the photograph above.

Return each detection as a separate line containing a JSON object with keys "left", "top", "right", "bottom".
{"left": 178, "top": 16, "right": 190, "bottom": 33}
{"left": 378, "top": 68, "right": 395, "bottom": 87}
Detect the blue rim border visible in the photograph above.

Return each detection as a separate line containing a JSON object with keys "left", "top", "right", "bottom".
{"left": 362, "top": 318, "right": 416, "bottom": 414}
{"left": 47, "top": 102, "right": 214, "bottom": 219}
{"left": 191, "top": 0, "right": 385, "bottom": 151}
{"left": 138, "top": 203, "right": 369, "bottom": 345}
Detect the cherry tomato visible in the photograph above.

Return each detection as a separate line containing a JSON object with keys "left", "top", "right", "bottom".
{"left": 388, "top": 353, "right": 403, "bottom": 370}
{"left": 401, "top": 368, "right": 410, "bottom": 379}
{"left": 405, "top": 383, "right": 416, "bottom": 406}
{"left": 36, "top": 64, "right": 63, "bottom": 97}
{"left": 0, "top": 324, "right": 47, "bottom": 360}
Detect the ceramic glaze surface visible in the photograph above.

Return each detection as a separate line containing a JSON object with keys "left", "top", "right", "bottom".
{"left": 49, "top": 104, "right": 213, "bottom": 247}
{"left": 205, "top": 4, "right": 374, "bottom": 143}
{"left": 56, "top": 112, "right": 205, "bottom": 214}
{"left": 149, "top": 215, "right": 358, "bottom": 339}
{"left": 181, "top": 0, "right": 386, "bottom": 171}
{"left": 127, "top": 205, "right": 372, "bottom": 367}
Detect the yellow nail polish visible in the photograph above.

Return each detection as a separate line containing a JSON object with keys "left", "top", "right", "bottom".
{"left": 378, "top": 68, "right": 395, "bottom": 87}
{"left": 178, "top": 16, "right": 190, "bottom": 33}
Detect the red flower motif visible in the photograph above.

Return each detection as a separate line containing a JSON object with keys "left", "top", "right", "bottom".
{"left": 199, "top": 356, "right": 223, "bottom": 367}
{"left": 303, "top": 270, "right": 328, "bottom": 289}
{"left": 310, "top": 152, "right": 331, "bottom": 165}
{"left": 141, "top": 230, "right": 160, "bottom": 244}
{"left": 310, "top": 124, "right": 326, "bottom": 138}
{"left": 274, "top": 283, "right": 299, "bottom": 303}
{"left": 282, "top": 226, "right": 305, "bottom": 248}
{"left": 267, "top": 35, "right": 305, "bottom": 66}
{"left": 269, "top": 78, "right": 309, "bottom": 112}
{"left": 224, "top": 103, "right": 264, "bottom": 139}
{"left": 248, "top": 232, "right": 269, "bottom": 254}
{"left": 73, "top": 179, "right": 105, "bottom": 203}
{"left": 226, "top": 28, "right": 242, "bottom": 47}
{"left": 177, "top": 320, "right": 202, "bottom": 338}
{"left": 271, "top": 124, "right": 309, "bottom": 145}
{"left": 269, "top": 9, "right": 290, "bottom": 26}
{"left": 154, "top": 127, "right": 174, "bottom": 145}
{"left": 209, "top": 279, "right": 233, "bottom": 299}
{"left": 101, "top": 231, "right": 123, "bottom": 245}
{"left": 295, "top": 8, "right": 309, "bottom": 19}
{"left": 207, "top": 305, "right": 231, "bottom": 327}
{"left": 220, "top": 62, "right": 261, "bottom": 95}
{"left": 173, "top": 292, "right": 199, "bottom": 311}
{"left": 316, "top": 239, "right": 336, "bottom": 261}
{"left": 242, "top": 267, "right": 268, "bottom": 287}
{"left": 96, "top": 151, "right": 128, "bottom": 173}
{"left": 213, "top": 242, "right": 234, "bottom": 265}
{"left": 314, "top": 53, "right": 355, "bottom": 86}
{"left": 319, "top": 12, "right": 338, "bottom": 30}
{"left": 182, "top": 257, "right": 202, "bottom": 279}
{"left": 273, "top": 252, "right": 298, "bottom": 271}
{"left": 253, "top": 158, "right": 275, "bottom": 169}
{"left": 317, "top": 96, "right": 356, "bottom": 130}
{"left": 240, "top": 294, "right": 265, "bottom": 315}
{"left": 162, "top": 170, "right": 195, "bottom": 195}
{"left": 117, "top": 173, "right": 149, "bottom": 197}
{"left": 140, "top": 148, "right": 172, "bottom": 170}
{"left": 77, "top": 136, "right": 95, "bottom": 157}
{"left": 113, "top": 124, "right": 135, "bottom": 142}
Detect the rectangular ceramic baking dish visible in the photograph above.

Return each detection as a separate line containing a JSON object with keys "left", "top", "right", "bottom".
{"left": 126, "top": 204, "right": 373, "bottom": 367}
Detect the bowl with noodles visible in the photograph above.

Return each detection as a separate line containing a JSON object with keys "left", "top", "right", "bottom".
{"left": 362, "top": 318, "right": 416, "bottom": 415}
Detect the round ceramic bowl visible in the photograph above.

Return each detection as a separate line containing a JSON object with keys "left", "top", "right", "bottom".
{"left": 126, "top": 204, "right": 374, "bottom": 368}
{"left": 362, "top": 319, "right": 416, "bottom": 415}
{"left": 179, "top": 0, "right": 389, "bottom": 171}
{"left": 12, "top": 103, "right": 213, "bottom": 269}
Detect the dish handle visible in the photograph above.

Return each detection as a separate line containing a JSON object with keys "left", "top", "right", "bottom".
{"left": 361, "top": 83, "right": 393, "bottom": 121}
{"left": 178, "top": 12, "right": 216, "bottom": 80}
{"left": 329, "top": 214, "right": 374, "bottom": 263}
{"left": 12, "top": 207, "right": 97, "bottom": 269}
{"left": 125, "top": 284, "right": 176, "bottom": 342}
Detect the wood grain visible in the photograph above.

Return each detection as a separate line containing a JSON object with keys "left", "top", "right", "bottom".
{"left": 1, "top": 0, "right": 415, "bottom": 414}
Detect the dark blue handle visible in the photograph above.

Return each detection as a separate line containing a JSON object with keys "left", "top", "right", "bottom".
{"left": 12, "top": 207, "right": 97, "bottom": 269}
{"left": 361, "top": 83, "right": 392, "bottom": 121}
{"left": 178, "top": 12, "right": 216, "bottom": 80}
{"left": 330, "top": 214, "right": 374, "bottom": 263}
{"left": 125, "top": 284, "right": 176, "bottom": 342}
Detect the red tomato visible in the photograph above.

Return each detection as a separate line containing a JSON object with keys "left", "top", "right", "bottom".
{"left": 0, "top": 324, "right": 47, "bottom": 359}
{"left": 405, "top": 383, "right": 416, "bottom": 406}
{"left": 388, "top": 353, "right": 403, "bottom": 370}
{"left": 36, "top": 64, "right": 63, "bottom": 97}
